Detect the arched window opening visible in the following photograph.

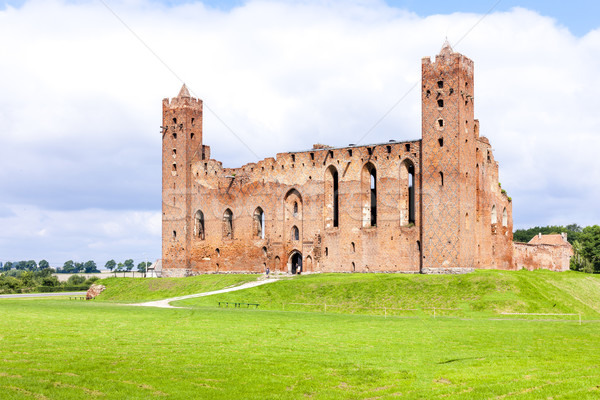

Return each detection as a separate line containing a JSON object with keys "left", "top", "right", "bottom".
{"left": 370, "top": 168, "right": 376, "bottom": 226}
{"left": 362, "top": 163, "right": 377, "bottom": 227}
{"left": 352, "top": 262, "right": 356, "bottom": 272}
{"left": 172, "top": 230, "right": 176, "bottom": 239}
{"left": 253, "top": 207, "right": 264, "bottom": 239}
{"left": 195, "top": 210, "right": 205, "bottom": 240}
{"left": 351, "top": 242, "right": 355, "bottom": 253}
{"left": 223, "top": 209, "right": 233, "bottom": 239}
{"left": 408, "top": 162, "right": 415, "bottom": 224}
{"left": 216, "top": 248, "right": 220, "bottom": 257}
{"left": 191, "top": 132, "right": 195, "bottom": 140}
{"left": 502, "top": 207, "right": 508, "bottom": 227}
{"left": 291, "top": 226, "right": 299, "bottom": 241}
{"left": 262, "top": 246, "right": 268, "bottom": 257}
{"left": 293, "top": 201, "right": 298, "bottom": 216}
{"left": 325, "top": 166, "right": 339, "bottom": 228}
{"left": 491, "top": 205, "right": 497, "bottom": 224}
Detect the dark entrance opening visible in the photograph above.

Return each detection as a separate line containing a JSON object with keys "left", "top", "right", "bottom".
{"left": 291, "top": 252, "right": 302, "bottom": 274}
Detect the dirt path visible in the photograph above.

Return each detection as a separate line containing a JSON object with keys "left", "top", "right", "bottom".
{"left": 131, "top": 278, "right": 278, "bottom": 308}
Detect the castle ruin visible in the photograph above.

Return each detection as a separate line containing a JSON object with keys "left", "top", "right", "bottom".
{"left": 160, "top": 42, "right": 571, "bottom": 276}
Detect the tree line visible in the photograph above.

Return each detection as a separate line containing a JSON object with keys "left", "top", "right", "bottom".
{"left": 0, "top": 259, "right": 153, "bottom": 274}
{"left": 513, "top": 223, "right": 600, "bottom": 273}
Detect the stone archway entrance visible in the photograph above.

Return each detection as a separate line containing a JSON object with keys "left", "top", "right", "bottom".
{"left": 289, "top": 251, "right": 302, "bottom": 274}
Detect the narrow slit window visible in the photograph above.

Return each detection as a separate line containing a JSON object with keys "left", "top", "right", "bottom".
{"left": 439, "top": 171, "right": 444, "bottom": 186}
{"left": 438, "top": 138, "right": 443, "bottom": 147}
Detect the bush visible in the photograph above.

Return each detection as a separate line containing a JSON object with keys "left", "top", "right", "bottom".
{"left": 67, "top": 275, "right": 86, "bottom": 285}
{"left": 85, "top": 276, "right": 100, "bottom": 285}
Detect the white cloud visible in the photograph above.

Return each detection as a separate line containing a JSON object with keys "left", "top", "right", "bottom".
{"left": 0, "top": 0, "right": 599, "bottom": 263}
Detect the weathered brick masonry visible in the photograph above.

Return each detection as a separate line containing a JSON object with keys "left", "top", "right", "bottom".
{"left": 161, "top": 42, "right": 570, "bottom": 276}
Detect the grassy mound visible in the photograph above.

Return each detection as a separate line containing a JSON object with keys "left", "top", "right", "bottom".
{"left": 96, "top": 274, "right": 259, "bottom": 302}
{"left": 172, "top": 270, "right": 600, "bottom": 318}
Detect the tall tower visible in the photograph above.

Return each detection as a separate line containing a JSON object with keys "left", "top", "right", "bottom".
{"left": 420, "top": 41, "right": 477, "bottom": 271}
{"left": 162, "top": 85, "right": 203, "bottom": 272}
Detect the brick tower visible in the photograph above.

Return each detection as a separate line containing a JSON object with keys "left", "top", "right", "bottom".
{"left": 420, "top": 41, "right": 477, "bottom": 271}
{"left": 162, "top": 85, "right": 204, "bottom": 271}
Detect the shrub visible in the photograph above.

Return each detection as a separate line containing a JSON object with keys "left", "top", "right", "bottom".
{"left": 85, "top": 276, "right": 100, "bottom": 285}
{"left": 67, "top": 275, "right": 86, "bottom": 285}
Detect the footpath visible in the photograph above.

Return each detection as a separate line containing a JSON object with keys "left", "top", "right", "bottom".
{"left": 132, "top": 278, "right": 278, "bottom": 309}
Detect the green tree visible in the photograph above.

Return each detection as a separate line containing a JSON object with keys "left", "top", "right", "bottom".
{"left": 578, "top": 225, "right": 600, "bottom": 273}
{"left": 105, "top": 259, "right": 116, "bottom": 271}
{"left": 38, "top": 260, "right": 50, "bottom": 270}
{"left": 116, "top": 262, "right": 124, "bottom": 272}
{"left": 124, "top": 259, "right": 134, "bottom": 272}
{"left": 25, "top": 260, "right": 37, "bottom": 271}
{"left": 2, "top": 261, "right": 11, "bottom": 271}
{"left": 137, "top": 261, "right": 150, "bottom": 273}
{"left": 62, "top": 260, "right": 75, "bottom": 274}
{"left": 83, "top": 260, "right": 98, "bottom": 273}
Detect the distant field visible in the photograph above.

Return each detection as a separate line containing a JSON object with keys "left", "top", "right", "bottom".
{"left": 1, "top": 271, "right": 599, "bottom": 399}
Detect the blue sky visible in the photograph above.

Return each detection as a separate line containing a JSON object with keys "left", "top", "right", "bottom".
{"left": 0, "top": 0, "right": 599, "bottom": 267}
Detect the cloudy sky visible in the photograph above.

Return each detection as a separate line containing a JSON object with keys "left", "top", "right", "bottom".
{"left": 1, "top": 0, "right": 599, "bottom": 268}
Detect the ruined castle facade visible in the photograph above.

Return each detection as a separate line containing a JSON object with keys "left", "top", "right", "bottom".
{"left": 161, "top": 43, "right": 567, "bottom": 277}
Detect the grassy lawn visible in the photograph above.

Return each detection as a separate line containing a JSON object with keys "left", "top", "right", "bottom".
{"left": 0, "top": 298, "right": 599, "bottom": 399}
{"left": 173, "top": 270, "right": 600, "bottom": 319}
{"left": 95, "top": 274, "right": 259, "bottom": 302}
{"left": 1, "top": 270, "right": 600, "bottom": 399}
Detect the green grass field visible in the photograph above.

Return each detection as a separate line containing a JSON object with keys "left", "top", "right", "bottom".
{"left": 1, "top": 271, "right": 600, "bottom": 399}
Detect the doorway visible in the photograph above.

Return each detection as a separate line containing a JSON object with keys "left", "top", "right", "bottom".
{"left": 290, "top": 252, "right": 302, "bottom": 274}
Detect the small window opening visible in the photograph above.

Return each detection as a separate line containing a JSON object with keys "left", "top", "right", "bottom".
{"left": 172, "top": 163, "right": 177, "bottom": 172}
{"left": 172, "top": 149, "right": 176, "bottom": 156}
{"left": 348, "top": 149, "right": 352, "bottom": 157}
{"left": 291, "top": 226, "right": 299, "bottom": 241}
{"left": 172, "top": 230, "right": 176, "bottom": 239}
{"left": 293, "top": 201, "right": 298, "bottom": 216}
{"left": 191, "top": 117, "right": 195, "bottom": 125}
{"left": 438, "top": 119, "right": 444, "bottom": 128}
{"left": 437, "top": 99, "right": 444, "bottom": 108}
{"left": 370, "top": 168, "right": 377, "bottom": 226}
{"left": 351, "top": 242, "right": 355, "bottom": 253}
{"left": 291, "top": 154, "right": 295, "bottom": 162}
{"left": 426, "top": 89, "right": 431, "bottom": 98}
{"left": 439, "top": 171, "right": 444, "bottom": 186}
{"left": 437, "top": 80, "right": 444, "bottom": 89}
{"left": 405, "top": 144, "right": 410, "bottom": 152}
{"left": 328, "top": 150, "right": 334, "bottom": 159}
{"left": 438, "top": 138, "right": 443, "bottom": 147}
{"left": 449, "top": 88, "right": 454, "bottom": 95}
{"left": 325, "top": 247, "right": 328, "bottom": 257}
{"left": 223, "top": 209, "right": 233, "bottom": 239}
{"left": 191, "top": 132, "right": 195, "bottom": 139}
{"left": 487, "top": 151, "right": 491, "bottom": 162}
{"left": 216, "top": 248, "right": 220, "bottom": 257}
{"left": 386, "top": 145, "right": 391, "bottom": 154}
{"left": 262, "top": 247, "right": 267, "bottom": 257}
{"left": 172, "top": 118, "right": 177, "bottom": 124}
{"left": 368, "top": 147, "right": 373, "bottom": 156}
{"left": 310, "top": 152, "right": 314, "bottom": 160}
{"left": 172, "top": 132, "right": 177, "bottom": 139}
